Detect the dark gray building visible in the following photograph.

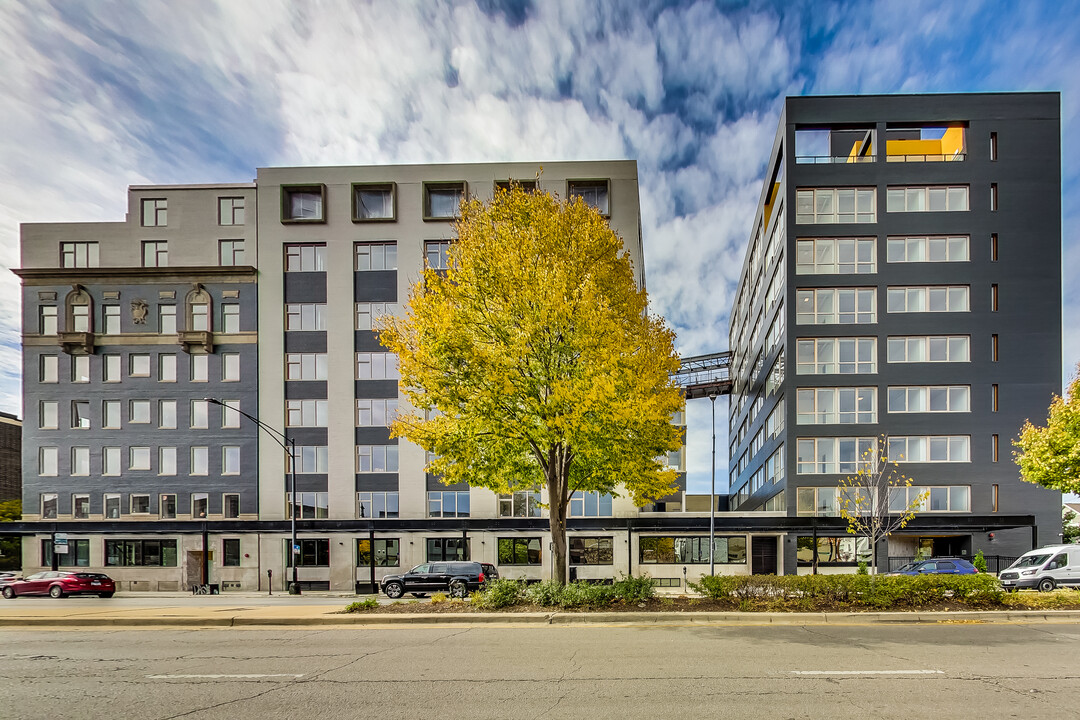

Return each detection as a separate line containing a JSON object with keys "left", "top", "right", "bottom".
{"left": 0, "top": 411, "right": 20, "bottom": 503}
{"left": 727, "top": 92, "right": 1063, "bottom": 573}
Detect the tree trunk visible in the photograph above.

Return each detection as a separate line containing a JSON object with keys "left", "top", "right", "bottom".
{"left": 545, "top": 449, "right": 569, "bottom": 586}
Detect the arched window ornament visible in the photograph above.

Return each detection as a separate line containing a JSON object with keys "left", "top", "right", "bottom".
{"left": 58, "top": 286, "right": 95, "bottom": 354}
{"left": 179, "top": 284, "right": 215, "bottom": 354}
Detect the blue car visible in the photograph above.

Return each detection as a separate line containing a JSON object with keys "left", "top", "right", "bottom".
{"left": 887, "top": 557, "right": 979, "bottom": 576}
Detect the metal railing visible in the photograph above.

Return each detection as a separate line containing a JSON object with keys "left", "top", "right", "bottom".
{"left": 671, "top": 351, "right": 733, "bottom": 399}
{"left": 886, "top": 153, "right": 967, "bottom": 162}
{"left": 795, "top": 155, "right": 876, "bottom": 164}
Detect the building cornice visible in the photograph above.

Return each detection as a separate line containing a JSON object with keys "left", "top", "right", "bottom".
{"left": 13, "top": 266, "right": 258, "bottom": 284}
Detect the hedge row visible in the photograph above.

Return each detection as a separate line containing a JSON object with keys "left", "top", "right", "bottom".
{"left": 471, "top": 576, "right": 655, "bottom": 609}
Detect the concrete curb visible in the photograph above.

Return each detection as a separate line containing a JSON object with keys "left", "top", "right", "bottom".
{"left": 3, "top": 609, "right": 1080, "bottom": 628}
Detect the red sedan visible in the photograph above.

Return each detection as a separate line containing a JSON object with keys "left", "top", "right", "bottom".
{"left": 1, "top": 571, "right": 115, "bottom": 599}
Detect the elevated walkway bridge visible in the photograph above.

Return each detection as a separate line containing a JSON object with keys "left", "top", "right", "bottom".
{"left": 672, "top": 351, "right": 732, "bottom": 399}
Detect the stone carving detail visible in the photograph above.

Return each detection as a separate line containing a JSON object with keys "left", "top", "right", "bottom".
{"left": 131, "top": 299, "right": 148, "bottom": 325}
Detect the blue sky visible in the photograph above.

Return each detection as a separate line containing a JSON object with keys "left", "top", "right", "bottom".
{"left": 0, "top": 0, "right": 1077, "bottom": 494}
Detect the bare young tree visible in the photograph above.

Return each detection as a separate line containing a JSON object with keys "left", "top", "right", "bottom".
{"left": 836, "top": 436, "right": 928, "bottom": 575}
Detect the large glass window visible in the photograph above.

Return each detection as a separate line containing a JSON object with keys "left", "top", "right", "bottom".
{"left": 569, "top": 537, "right": 613, "bottom": 565}
{"left": 888, "top": 436, "right": 970, "bottom": 463}
{"left": 142, "top": 241, "right": 168, "bottom": 267}
{"left": 796, "top": 288, "right": 876, "bottom": 324}
{"left": 424, "top": 240, "right": 451, "bottom": 270}
{"left": 285, "top": 303, "right": 327, "bottom": 331}
{"left": 569, "top": 491, "right": 613, "bottom": 517}
{"left": 795, "top": 188, "right": 876, "bottom": 224}
{"left": 60, "top": 242, "right": 100, "bottom": 268}
{"left": 498, "top": 538, "right": 543, "bottom": 565}
{"left": 290, "top": 446, "right": 329, "bottom": 474}
{"left": 427, "top": 491, "right": 470, "bottom": 518}
{"left": 423, "top": 182, "right": 466, "bottom": 220}
{"left": 889, "top": 485, "right": 971, "bottom": 513}
{"left": 426, "top": 537, "right": 470, "bottom": 562}
{"left": 796, "top": 387, "right": 877, "bottom": 424}
{"left": 886, "top": 236, "right": 969, "bottom": 263}
{"left": 567, "top": 180, "right": 610, "bottom": 215}
{"left": 282, "top": 187, "right": 324, "bottom": 222}
{"left": 886, "top": 336, "right": 970, "bottom": 363}
{"left": 356, "top": 302, "right": 397, "bottom": 330}
{"left": 286, "top": 399, "right": 328, "bottom": 427}
{"left": 887, "top": 386, "right": 970, "bottom": 413}
{"left": 796, "top": 238, "right": 876, "bottom": 274}
{"left": 286, "top": 353, "right": 328, "bottom": 381}
{"left": 356, "top": 399, "right": 398, "bottom": 427}
{"left": 42, "top": 539, "right": 91, "bottom": 567}
{"left": 498, "top": 491, "right": 543, "bottom": 518}
{"left": 106, "top": 539, "right": 179, "bottom": 567}
{"left": 141, "top": 198, "right": 167, "bottom": 226}
{"left": 886, "top": 185, "right": 969, "bottom": 212}
{"left": 356, "top": 353, "right": 399, "bottom": 379}
{"left": 796, "top": 337, "right": 876, "bottom": 375}
{"left": 796, "top": 437, "right": 876, "bottom": 474}
{"left": 357, "top": 492, "right": 399, "bottom": 519}
{"left": 357, "top": 445, "right": 399, "bottom": 473}
{"left": 286, "top": 492, "right": 329, "bottom": 519}
{"left": 219, "top": 197, "right": 245, "bottom": 226}
{"left": 357, "top": 538, "right": 400, "bottom": 566}
{"left": 355, "top": 242, "right": 397, "bottom": 271}
{"left": 639, "top": 536, "right": 747, "bottom": 564}
{"left": 353, "top": 183, "right": 395, "bottom": 221}
{"left": 886, "top": 286, "right": 969, "bottom": 313}
{"left": 284, "top": 244, "right": 327, "bottom": 271}
{"left": 223, "top": 538, "right": 241, "bottom": 566}
{"left": 286, "top": 539, "right": 330, "bottom": 566}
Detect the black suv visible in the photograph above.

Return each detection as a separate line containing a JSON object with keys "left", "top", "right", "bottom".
{"left": 381, "top": 561, "right": 488, "bottom": 599}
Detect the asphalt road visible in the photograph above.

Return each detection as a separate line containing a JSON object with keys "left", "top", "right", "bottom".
{"left": 2, "top": 623, "right": 1078, "bottom": 719}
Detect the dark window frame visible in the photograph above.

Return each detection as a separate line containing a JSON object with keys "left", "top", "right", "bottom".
{"left": 281, "top": 184, "right": 327, "bottom": 224}
{"left": 223, "top": 538, "right": 241, "bottom": 567}
{"left": 351, "top": 182, "right": 397, "bottom": 223}
{"left": 568, "top": 536, "right": 613, "bottom": 566}
{"left": 494, "top": 179, "right": 538, "bottom": 195}
{"left": 42, "top": 539, "right": 91, "bottom": 567}
{"left": 497, "top": 537, "right": 543, "bottom": 566}
{"left": 356, "top": 538, "right": 400, "bottom": 567}
{"left": 566, "top": 178, "right": 611, "bottom": 217}
{"left": 286, "top": 538, "right": 330, "bottom": 567}
{"left": 426, "top": 537, "right": 470, "bottom": 562}
{"left": 422, "top": 180, "right": 467, "bottom": 221}
{"left": 104, "top": 539, "right": 178, "bottom": 567}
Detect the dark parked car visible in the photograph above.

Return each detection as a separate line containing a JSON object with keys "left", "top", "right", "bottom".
{"left": 479, "top": 563, "right": 499, "bottom": 582}
{"left": 0, "top": 571, "right": 18, "bottom": 585}
{"left": 381, "top": 561, "right": 487, "bottom": 599}
{"left": 886, "top": 558, "right": 978, "bottom": 576}
{"left": 1, "top": 571, "right": 115, "bottom": 599}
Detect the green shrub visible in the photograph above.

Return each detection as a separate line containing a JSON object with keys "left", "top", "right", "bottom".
{"left": 857, "top": 561, "right": 868, "bottom": 575}
{"left": 430, "top": 592, "right": 447, "bottom": 604}
{"left": 524, "top": 580, "right": 564, "bottom": 607}
{"left": 611, "top": 574, "right": 655, "bottom": 603}
{"left": 973, "top": 550, "right": 988, "bottom": 573}
{"left": 472, "top": 579, "right": 526, "bottom": 609}
{"left": 344, "top": 597, "right": 379, "bottom": 612}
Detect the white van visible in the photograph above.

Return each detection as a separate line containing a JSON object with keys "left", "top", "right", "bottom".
{"left": 998, "top": 545, "right": 1080, "bottom": 592}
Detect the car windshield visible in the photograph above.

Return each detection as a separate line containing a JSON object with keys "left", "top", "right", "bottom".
{"left": 894, "top": 563, "right": 918, "bottom": 572}
{"left": 1012, "top": 554, "right": 1051, "bottom": 568}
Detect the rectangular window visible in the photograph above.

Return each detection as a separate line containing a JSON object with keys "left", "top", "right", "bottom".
{"left": 498, "top": 491, "right": 543, "bottom": 518}
{"left": 129, "top": 354, "right": 151, "bottom": 378}
{"left": 796, "top": 437, "right": 876, "bottom": 474}
{"left": 102, "top": 305, "right": 120, "bottom": 334}
{"left": 424, "top": 240, "right": 451, "bottom": 270}
{"left": 105, "top": 539, "right": 179, "bottom": 567}
{"left": 286, "top": 492, "right": 329, "bottom": 520}
{"left": 639, "top": 536, "right": 747, "bottom": 564}
{"left": 222, "top": 446, "right": 240, "bottom": 475}
{"left": 426, "top": 491, "right": 471, "bottom": 518}
{"left": 355, "top": 302, "right": 396, "bottom": 330}
{"left": 567, "top": 179, "right": 610, "bottom": 215}
{"left": 569, "top": 491, "right": 614, "bottom": 517}
{"left": 887, "top": 386, "right": 970, "bottom": 413}
{"left": 160, "top": 494, "right": 176, "bottom": 519}
{"left": 284, "top": 244, "right": 327, "bottom": 272}
{"left": 71, "top": 400, "right": 90, "bottom": 429}
{"left": 992, "top": 384, "right": 999, "bottom": 412}
{"left": 498, "top": 538, "right": 543, "bottom": 566}
{"left": 766, "top": 399, "right": 785, "bottom": 439}
{"left": 101, "top": 354, "right": 120, "bottom": 382}
{"left": 129, "top": 446, "right": 151, "bottom": 471}
{"left": 889, "top": 485, "right": 971, "bottom": 513}
{"left": 192, "top": 493, "right": 209, "bottom": 518}
{"left": 142, "top": 241, "right": 168, "bottom": 267}
{"left": 286, "top": 538, "right": 330, "bottom": 567}
{"left": 990, "top": 183, "right": 998, "bottom": 211}
{"left": 992, "top": 434, "right": 999, "bottom": 462}
{"left": 886, "top": 185, "right": 969, "bottom": 212}
{"left": 992, "top": 484, "right": 999, "bottom": 512}
{"left": 41, "top": 493, "right": 58, "bottom": 519}
{"left": 158, "top": 304, "right": 176, "bottom": 334}
{"left": 103, "top": 446, "right": 121, "bottom": 476}
{"left": 423, "top": 181, "right": 466, "bottom": 220}
{"left": 43, "top": 539, "right": 91, "bottom": 567}
{"left": 795, "top": 187, "right": 876, "bottom": 224}
{"left": 796, "top": 288, "right": 876, "bottom": 324}
{"left": 223, "top": 493, "right": 240, "bottom": 519}
{"left": 991, "top": 284, "right": 999, "bottom": 312}
{"left": 795, "top": 238, "right": 876, "bottom": 274}
{"left": 104, "top": 494, "right": 121, "bottom": 519}
{"left": 219, "top": 239, "right": 245, "bottom": 265}
{"left": 353, "top": 183, "right": 395, "bottom": 221}
{"left": 72, "top": 494, "right": 90, "bottom": 519}
{"left": 40, "top": 354, "right": 59, "bottom": 382}
{"left": 887, "top": 436, "right": 970, "bottom": 463}
{"left": 69, "top": 447, "right": 90, "bottom": 476}
{"left": 223, "top": 538, "right": 241, "bottom": 565}
{"left": 290, "top": 445, "right": 329, "bottom": 474}
{"left": 357, "top": 538, "right": 400, "bottom": 566}
{"left": 569, "top": 537, "right": 613, "bottom": 565}
{"left": 190, "top": 302, "right": 209, "bottom": 331}
{"left": 39, "top": 306, "right": 58, "bottom": 335}
{"left": 989, "top": 132, "right": 998, "bottom": 161}
{"left": 285, "top": 399, "right": 328, "bottom": 427}
{"left": 426, "top": 537, "right": 470, "bottom": 562}
{"left": 355, "top": 242, "right": 398, "bottom": 271}
{"left": 357, "top": 491, "right": 399, "bottom": 519}
{"left": 191, "top": 354, "right": 208, "bottom": 382}
{"left": 886, "top": 335, "right": 969, "bottom": 363}
{"left": 39, "top": 400, "right": 58, "bottom": 429}
{"left": 221, "top": 304, "right": 240, "bottom": 333}
{"left": 190, "top": 447, "right": 208, "bottom": 476}
{"left": 60, "top": 242, "right": 100, "bottom": 268}
{"left": 71, "top": 355, "right": 90, "bottom": 383}
{"left": 285, "top": 353, "right": 328, "bottom": 381}
{"left": 219, "top": 197, "right": 245, "bottom": 226}
{"left": 796, "top": 487, "right": 839, "bottom": 516}
{"left": 357, "top": 445, "right": 400, "bottom": 473}
{"left": 142, "top": 198, "right": 167, "bottom": 226}
{"left": 992, "top": 334, "right": 999, "bottom": 362}
{"left": 221, "top": 401, "right": 240, "bottom": 429}
{"left": 886, "top": 236, "right": 970, "bottom": 263}
{"left": 130, "top": 494, "right": 150, "bottom": 515}
{"left": 356, "top": 398, "right": 398, "bottom": 427}
{"left": 222, "top": 353, "right": 240, "bottom": 381}
{"left": 70, "top": 303, "right": 90, "bottom": 333}
{"left": 886, "top": 286, "right": 969, "bottom": 313}
{"left": 796, "top": 337, "right": 876, "bottom": 375}
{"left": 991, "top": 234, "right": 998, "bottom": 262}
{"left": 796, "top": 387, "right": 877, "bottom": 424}
{"left": 190, "top": 400, "right": 209, "bottom": 429}
{"left": 282, "top": 185, "right": 325, "bottom": 222}
{"left": 356, "top": 352, "right": 399, "bottom": 380}
{"left": 284, "top": 303, "right": 327, "bottom": 331}
{"left": 159, "top": 447, "right": 177, "bottom": 476}
{"left": 129, "top": 399, "right": 151, "bottom": 424}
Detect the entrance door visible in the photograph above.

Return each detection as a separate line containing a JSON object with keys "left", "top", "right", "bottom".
{"left": 751, "top": 537, "right": 778, "bottom": 575}
{"left": 185, "top": 551, "right": 204, "bottom": 588}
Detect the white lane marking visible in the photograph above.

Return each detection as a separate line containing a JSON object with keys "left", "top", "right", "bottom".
{"left": 791, "top": 670, "right": 943, "bottom": 676}
{"left": 147, "top": 674, "right": 304, "bottom": 679}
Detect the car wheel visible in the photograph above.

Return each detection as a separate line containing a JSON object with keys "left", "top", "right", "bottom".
{"left": 449, "top": 580, "right": 467, "bottom": 598}
{"left": 383, "top": 581, "right": 404, "bottom": 599}
{"left": 1038, "top": 578, "right": 1056, "bottom": 593}
{"left": 98, "top": 592, "right": 114, "bottom": 599}
{"left": 411, "top": 593, "right": 428, "bottom": 598}
{"left": 49, "top": 585, "right": 65, "bottom": 599}
{"left": 2, "top": 586, "right": 14, "bottom": 599}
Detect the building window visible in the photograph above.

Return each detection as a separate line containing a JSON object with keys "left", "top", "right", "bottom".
{"left": 39, "top": 400, "right": 58, "bottom": 429}
{"left": 569, "top": 537, "right": 613, "bottom": 565}
{"left": 222, "top": 446, "right": 240, "bottom": 475}
{"left": 190, "top": 399, "right": 209, "bottom": 429}
{"left": 423, "top": 181, "right": 466, "bottom": 220}
{"left": 71, "top": 355, "right": 89, "bottom": 383}
{"left": 219, "top": 197, "right": 245, "bottom": 226}
{"left": 990, "top": 183, "right": 998, "bottom": 211}
{"left": 103, "top": 354, "right": 120, "bottom": 382}
{"left": 286, "top": 492, "right": 329, "bottom": 520}
{"left": 129, "top": 446, "right": 151, "bottom": 471}
{"left": 357, "top": 492, "right": 400, "bottom": 519}
{"left": 355, "top": 302, "right": 396, "bottom": 330}
{"left": 886, "top": 236, "right": 969, "bottom": 263}
{"left": 497, "top": 491, "right": 543, "bottom": 518}
{"left": 357, "top": 538, "right": 400, "bottom": 566}
{"left": 888, "top": 436, "right": 970, "bottom": 463}
{"left": 282, "top": 185, "right": 325, "bottom": 223}
{"left": 186, "top": 287, "right": 212, "bottom": 332}
{"left": 219, "top": 239, "right": 245, "bottom": 265}
{"left": 287, "top": 538, "right": 330, "bottom": 567}
{"left": 106, "top": 539, "right": 178, "bottom": 566}
{"left": 190, "top": 447, "right": 209, "bottom": 475}
{"left": 886, "top": 185, "right": 969, "bottom": 212}
{"left": 220, "top": 401, "right": 240, "bottom": 429}
{"left": 991, "top": 234, "right": 998, "bottom": 262}
{"left": 190, "top": 354, "right": 209, "bottom": 382}
{"left": 192, "top": 493, "right": 208, "bottom": 518}
{"left": 141, "top": 198, "right": 167, "bottom": 226}
{"left": 71, "top": 400, "right": 90, "bottom": 429}
{"left": 103, "top": 447, "right": 121, "bottom": 476}
{"left": 992, "top": 384, "right": 999, "bottom": 412}
{"left": 357, "top": 445, "right": 399, "bottom": 473}
{"left": 495, "top": 179, "right": 538, "bottom": 194}
{"left": 288, "top": 446, "right": 328, "bottom": 474}
{"left": 352, "top": 182, "right": 396, "bottom": 221}
{"left": 39, "top": 446, "right": 58, "bottom": 476}
{"left": 795, "top": 238, "right": 875, "bottom": 274}
{"left": 286, "top": 353, "right": 328, "bottom": 381}
{"left": 160, "top": 494, "right": 176, "bottom": 519}
{"left": 158, "top": 304, "right": 177, "bottom": 334}
{"left": 130, "top": 494, "right": 150, "bottom": 515}
{"left": 992, "top": 434, "right": 1000, "bottom": 462}
{"left": 887, "top": 386, "right": 970, "bottom": 413}
{"left": 41, "top": 493, "right": 58, "bottom": 519}
{"left": 159, "top": 447, "right": 177, "bottom": 476}
{"left": 427, "top": 491, "right": 470, "bottom": 518}
{"left": 223, "top": 538, "right": 241, "bottom": 566}
{"left": 796, "top": 387, "right": 877, "bottom": 424}
{"left": 886, "top": 335, "right": 970, "bottom": 363}
{"left": 40, "top": 354, "right": 59, "bottom": 382}
{"left": 72, "top": 494, "right": 90, "bottom": 519}
{"left": 285, "top": 399, "right": 328, "bottom": 427}
{"left": 569, "top": 491, "right": 613, "bottom": 517}
{"left": 426, "top": 537, "right": 470, "bottom": 562}
{"left": 639, "top": 536, "right": 747, "bottom": 564}
{"left": 796, "top": 288, "right": 876, "bottom": 324}
{"left": 796, "top": 437, "right": 876, "bottom": 474}
{"left": 43, "top": 539, "right": 91, "bottom": 567}
{"left": 355, "top": 242, "right": 397, "bottom": 271}
{"left": 142, "top": 241, "right": 168, "bottom": 267}
{"left": 70, "top": 446, "right": 90, "bottom": 476}
{"left": 889, "top": 485, "right": 970, "bottom": 513}
{"left": 223, "top": 494, "right": 240, "bottom": 519}
{"left": 795, "top": 188, "right": 876, "bottom": 224}
{"left": 284, "top": 244, "right": 327, "bottom": 272}
{"left": 567, "top": 179, "right": 610, "bottom": 216}
{"left": 886, "top": 286, "right": 969, "bottom": 313}
{"left": 158, "top": 354, "right": 177, "bottom": 383}
{"left": 60, "top": 242, "right": 100, "bottom": 268}
{"left": 40, "top": 305, "right": 58, "bottom": 335}
{"left": 104, "top": 494, "right": 121, "bottom": 519}
{"left": 766, "top": 399, "right": 785, "bottom": 439}
{"left": 222, "top": 353, "right": 240, "bottom": 381}
{"left": 129, "top": 399, "right": 151, "bottom": 424}
{"left": 796, "top": 487, "right": 842, "bottom": 516}
{"left": 284, "top": 303, "right": 327, "bottom": 331}
{"left": 796, "top": 337, "right": 876, "bottom": 375}
{"left": 102, "top": 305, "right": 120, "bottom": 334}
{"left": 221, "top": 304, "right": 240, "bottom": 333}
{"left": 356, "top": 352, "right": 399, "bottom": 379}
{"left": 424, "top": 240, "right": 451, "bottom": 270}
{"left": 498, "top": 538, "right": 543, "bottom": 565}
{"left": 66, "top": 288, "right": 92, "bottom": 332}
{"left": 356, "top": 399, "right": 398, "bottom": 427}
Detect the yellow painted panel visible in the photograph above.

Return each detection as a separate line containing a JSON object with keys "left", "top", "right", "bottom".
{"left": 940, "top": 127, "right": 965, "bottom": 156}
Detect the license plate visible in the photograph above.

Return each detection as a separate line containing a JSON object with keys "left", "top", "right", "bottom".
{"left": 91, "top": 581, "right": 101, "bottom": 585}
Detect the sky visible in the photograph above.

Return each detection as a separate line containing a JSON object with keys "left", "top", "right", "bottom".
{"left": 0, "top": 0, "right": 1077, "bottom": 495}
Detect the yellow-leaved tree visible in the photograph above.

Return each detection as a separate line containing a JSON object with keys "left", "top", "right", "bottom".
{"left": 1014, "top": 364, "right": 1080, "bottom": 494}
{"left": 377, "top": 182, "right": 683, "bottom": 584}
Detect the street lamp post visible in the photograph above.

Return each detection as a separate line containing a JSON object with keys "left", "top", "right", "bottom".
{"left": 709, "top": 394, "right": 716, "bottom": 577}
{"left": 205, "top": 398, "right": 301, "bottom": 595}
